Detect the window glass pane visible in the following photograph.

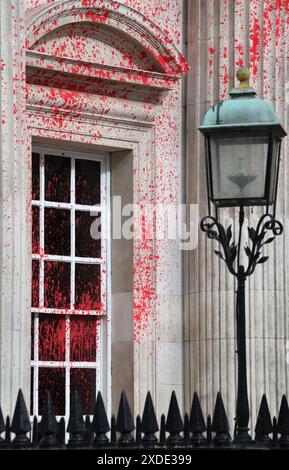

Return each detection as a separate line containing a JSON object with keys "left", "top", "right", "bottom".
{"left": 38, "top": 368, "right": 65, "bottom": 415}
{"left": 32, "top": 260, "right": 39, "bottom": 308}
{"left": 70, "top": 368, "right": 96, "bottom": 415}
{"left": 210, "top": 135, "right": 268, "bottom": 201}
{"left": 45, "top": 208, "right": 71, "bottom": 256}
{"left": 32, "top": 206, "right": 40, "bottom": 254}
{"left": 39, "top": 315, "right": 66, "bottom": 361}
{"left": 75, "top": 211, "right": 101, "bottom": 258}
{"left": 45, "top": 154, "right": 71, "bottom": 203}
{"left": 32, "top": 153, "right": 40, "bottom": 200}
{"left": 75, "top": 264, "right": 101, "bottom": 310}
{"left": 75, "top": 159, "right": 101, "bottom": 206}
{"left": 70, "top": 317, "right": 99, "bottom": 362}
{"left": 44, "top": 261, "right": 70, "bottom": 309}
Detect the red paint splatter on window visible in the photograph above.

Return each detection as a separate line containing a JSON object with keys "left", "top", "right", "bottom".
{"left": 75, "top": 264, "right": 102, "bottom": 311}
{"left": 39, "top": 314, "right": 66, "bottom": 361}
{"left": 70, "top": 317, "right": 100, "bottom": 361}
{"left": 32, "top": 153, "right": 40, "bottom": 200}
{"left": 44, "top": 261, "right": 71, "bottom": 309}
{"left": 75, "top": 211, "right": 101, "bottom": 258}
{"left": 45, "top": 154, "right": 71, "bottom": 202}
{"left": 45, "top": 208, "right": 71, "bottom": 256}
{"left": 70, "top": 368, "right": 96, "bottom": 415}
{"left": 32, "top": 261, "right": 39, "bottom": 308}
{"left": 75, "top": 159, "right": 101, "bottom": 205}
{"left": 38, "top": 368, "right": 65, "bottom": 415}
{"left": 32, "top": 207, "right": 40, "bottom": 254}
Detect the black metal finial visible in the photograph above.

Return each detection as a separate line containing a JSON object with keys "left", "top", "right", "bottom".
{"left": 11, "top": 389, "right": 31, "bottom": 448}
{"left": 5, "top": 416, "right": 11, "bottom": 446}
{"left": 189, "top": 392, "right": 206, "bottom": 445}
{"left": 91, "top": 391, "right": 110, "bottom": 447}
{"left": 116, "top": 391, "right": 135, "bottom": 447}
{"left": 159, "top": 414, "right": 166, "bottom": 447}
{"left": 0, "top": 406, "right": 5, "bottom": 447}
{"left": 165, "top": 391, "right": 184, "bottom": 447}
{"left": 206, "top": 415, "right": 213, "bottom": 446}
{"left": 39, "top": 391, "right": 60, "bottom": 448}
{"left": 136, "top": 415, "right": 143, "bottom": 448}
{"left": 84, "top": 415, "right": 93, "bottom": 445}
{"left": 254, "top": 394, "right": 273, "bottom": 444}
{"left": 272, "top": 417, "right": 278, "bottom": 446}
{"left": 67, "top": 391, "right": 86, "bottom": 448}
{"left": 110, "top": 415, "right": 117, "bottom": 447}
{"left": 212, "top": 393, "right": 232, "bottom": 445}
{"left": 32, "top": 416, "right": 39, "bottom": 448}
{"left": 141, "top": 391, "right": 159, "bottom": 447}
{"left": 277, "top": 395, "right": 289, "bottom": 447}
{"left": 58, "top": 417, "right": 66, "bottom": 447}
{"left": 183, "top": 413, "right": 191, "bottom": 446}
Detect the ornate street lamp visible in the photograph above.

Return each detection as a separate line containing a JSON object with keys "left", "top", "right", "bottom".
{"left": 199, "top": 68, "right": 287, "bottom": 443}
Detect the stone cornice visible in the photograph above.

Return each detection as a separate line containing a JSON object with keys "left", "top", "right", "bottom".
{"left": 26, "top": 50, "right": 178, "bottom": 90}
{"left": 26, "top": 84, "right": 158, "bottom": 125}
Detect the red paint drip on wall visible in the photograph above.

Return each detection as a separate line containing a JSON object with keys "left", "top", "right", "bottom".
{"left": 250, "top": 16, "right": 261, "bottom": 77}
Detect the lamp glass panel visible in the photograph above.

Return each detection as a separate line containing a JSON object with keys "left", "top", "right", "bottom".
{"left": 268, "top": 138, "right": 280, "bottom": 204}
{"left": 210, "top": 135, "right": 269, "bottom": 202}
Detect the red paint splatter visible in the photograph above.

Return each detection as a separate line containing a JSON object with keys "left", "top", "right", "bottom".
{"left": 250, "top": 14, "right": 261, "bottom": 77}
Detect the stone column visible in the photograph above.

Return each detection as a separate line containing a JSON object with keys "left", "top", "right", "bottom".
{"left": 0, "top": 0, "right": 30, "bottom": 416}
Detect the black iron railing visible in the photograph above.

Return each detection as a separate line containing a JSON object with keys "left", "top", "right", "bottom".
{"left": 0, "top": 389, "right": 289, "bottom": 449}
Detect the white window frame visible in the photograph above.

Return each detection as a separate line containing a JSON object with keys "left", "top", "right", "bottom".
{"left": 31, "top": 146, "right": 111, "bottom": 419}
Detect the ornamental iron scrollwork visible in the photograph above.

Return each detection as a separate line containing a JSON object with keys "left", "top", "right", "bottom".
{"left": 200, "top": 213, "right": 283, "bottom": 279}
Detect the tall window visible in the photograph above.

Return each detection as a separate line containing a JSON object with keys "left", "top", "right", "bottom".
{"left": 31, "top": 148, "right": 110, "bottom": 417}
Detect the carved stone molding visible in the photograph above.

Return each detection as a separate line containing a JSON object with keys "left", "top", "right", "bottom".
{"left": 26, "top": 0, "right": 188, "bottom": 76}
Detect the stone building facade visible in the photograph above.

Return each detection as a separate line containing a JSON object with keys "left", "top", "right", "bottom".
{"left": 0, "top": 0, "right": 288, "bottom": 430}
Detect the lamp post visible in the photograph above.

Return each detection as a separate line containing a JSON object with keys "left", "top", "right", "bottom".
{"left": 199, "top": 68, "right": 287, "bottom": 443}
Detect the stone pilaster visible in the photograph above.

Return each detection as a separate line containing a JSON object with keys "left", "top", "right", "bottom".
{"left": 0, "top": 0, "right": 30, "bottom": 416}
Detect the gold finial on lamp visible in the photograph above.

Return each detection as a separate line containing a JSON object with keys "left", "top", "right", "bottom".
{"left": 236, "top": 67, "right": 250, "bottom": 89}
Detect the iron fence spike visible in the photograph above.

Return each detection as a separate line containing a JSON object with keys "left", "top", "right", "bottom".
{"left": 91, "top": 391, "right": 110, "bottom": 447}
{"left": 39, "top": 391, "right": 60, "bottom": 448}
{"left": 212, "top": 392, "right": 232, "bottom": 445}
{"left": 136, "top": 415, "right": 143, "bottom": 448}
{"left": 5, "top": 416, "right": 11, "bottom": 445}
{"left": 189, "top": 392, "right": 206, "bottom": 444}
{"left": 141, "top": 391, "right": 158, "bottom": 447}
{"left": 110, "top": 415, "right": 117, "bottom": 447}
{"left": 116, "top": 391, "right": 135, "bottom": 447}
{"left": 165, "top": 391, "right": 184, "bottom": 447}
{"left": 0, "top": 406, "right": 5, "bottom": 435}
{"left": 67, "top": 391, "right": 86, "bottom": 448}
{"left": 183, "top": 413, "right": 191, "bottom": 446}
{"left": 159, "top": 414, "right": 166, "bottom": 446}
{"left": 58, "top": 417, "right": 66, "bottom": 446}
{"left": 272, "top": 417, "right": 278, "bottom": 444}
{"left": 67, "top": 394, "right": 86, "bottom": 448}
{"left": 11, "top": 389, "right": 31, "bottom": 448}
{"left": 255, "top": 394, "right": 273, "bottom": 443}
{"left": 207, "top": 415, "right": 212, "bottom": 443}
{"left": 84, "top": 415, "right": 93, "bottom": 444}
{"left": 32, "top": 416, "right": 39, "bottom": 447}
{"left": 277, "top": 395, "right": 289, "bottom": 447}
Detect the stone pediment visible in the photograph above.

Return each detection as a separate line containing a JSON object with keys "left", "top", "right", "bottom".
{"left": 25, "top": 0, "right": 188, "bottom": 103}
{"left": 28, "top": 21, "right": 164, "bottom": 73}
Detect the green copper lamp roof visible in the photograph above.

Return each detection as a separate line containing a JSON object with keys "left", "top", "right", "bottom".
{"left": 199, "top": 68, "right": 287, "bottom": 137}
